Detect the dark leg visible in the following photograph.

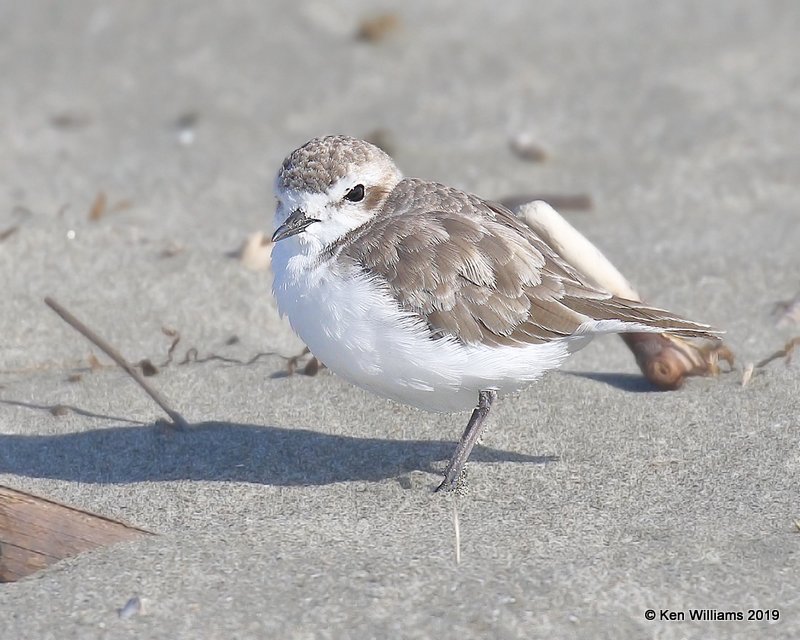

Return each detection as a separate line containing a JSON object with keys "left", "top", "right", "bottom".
{"left": 435, "top": 390, "right": 497, "bottom": 492}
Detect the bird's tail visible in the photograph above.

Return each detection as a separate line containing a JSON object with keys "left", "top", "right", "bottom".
{"left": 570, "top": 295, "right": 722, "bottom": 340}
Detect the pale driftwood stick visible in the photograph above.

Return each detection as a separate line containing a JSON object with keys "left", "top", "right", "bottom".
{"left": 518, "top": 200, "right": 639, "bottom": 299}
{"left": 0, "top": 485, "right": 152, "bottom": 582}
{"left": 44, "top": 297, "right": 190, "bottom": 430}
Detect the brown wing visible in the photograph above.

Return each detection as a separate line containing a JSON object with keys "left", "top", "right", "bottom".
{"left": 335, "top": 178, "right": 715, "bottom": 347}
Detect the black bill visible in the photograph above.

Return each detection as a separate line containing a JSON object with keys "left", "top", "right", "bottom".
{"left": 272, "top": 209, "right": 320, "bottom": 242}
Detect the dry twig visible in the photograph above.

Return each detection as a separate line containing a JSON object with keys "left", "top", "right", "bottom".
{"left": 44, "top": 297, "right": 189, "bottom": 430}
{"left": 743, "top": 337, "right": 800, "bottom": 386}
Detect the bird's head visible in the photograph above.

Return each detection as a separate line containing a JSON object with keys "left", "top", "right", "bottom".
{"left": 272, "top": 135, "right": 402, "bottom": 249}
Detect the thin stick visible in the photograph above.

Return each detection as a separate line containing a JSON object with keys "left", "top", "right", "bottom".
{"left": 755, "top": 336, "right": 800, "bottom": 369}
{"left": 44, "top": 297, "right": 190, "bottom": 430}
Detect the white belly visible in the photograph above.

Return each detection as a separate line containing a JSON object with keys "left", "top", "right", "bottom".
{"left": 271, "top": 244, "right": 580, "bottom": 412}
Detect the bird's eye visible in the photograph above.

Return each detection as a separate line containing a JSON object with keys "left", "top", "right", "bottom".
{"left": 344, "top": 184, "right": 365, "bottom": 202}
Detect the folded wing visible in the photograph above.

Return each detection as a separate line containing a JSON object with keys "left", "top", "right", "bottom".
{"left": 334, "top": 178, "right": 718, "bottom": 347}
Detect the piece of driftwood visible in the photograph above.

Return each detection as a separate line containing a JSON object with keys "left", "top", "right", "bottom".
{"left": 518, "top": 200, "right": 732, "bottom": 388}
{"left": 0, "top": 485, "right": 152, "bottom": 582}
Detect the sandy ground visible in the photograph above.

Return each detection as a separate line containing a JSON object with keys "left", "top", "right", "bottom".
{"left": 1, "top": 1, "right": 799, "bottom": 638}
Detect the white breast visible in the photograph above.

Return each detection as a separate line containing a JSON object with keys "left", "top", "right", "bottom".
{"left": 271, "top": 242, "right": 581, "bottom": 413}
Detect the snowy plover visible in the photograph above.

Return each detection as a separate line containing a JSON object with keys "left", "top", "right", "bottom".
{"left": 270, "top": 136, "right": 718, "bottom": 491}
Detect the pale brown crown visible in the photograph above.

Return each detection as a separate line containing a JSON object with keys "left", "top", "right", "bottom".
{"left": 276, "top": 135, "right": 396, "bottom": 194}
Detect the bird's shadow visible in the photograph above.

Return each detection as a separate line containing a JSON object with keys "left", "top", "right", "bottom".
{"left": 0, "top": 401, "right": 553, "bottom": 486}
{"left": 563, "top": 371, "right": 663, "bottom": 393}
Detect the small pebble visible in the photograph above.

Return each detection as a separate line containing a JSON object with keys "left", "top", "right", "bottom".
{"left": 509, "top": 133, "right": 548, "bottom": 162}
{"left": 118, "top": 596, "right": 142, "bottom": 620}
{"left": 356, "top": 13, "right": 400, "bottom": 42}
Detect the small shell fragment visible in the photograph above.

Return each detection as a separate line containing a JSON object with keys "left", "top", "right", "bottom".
{"left": 509, "top": 133, "right": 548, "bottom": 163}
{"left": 118, "top": 596, "right": 142, "bottom": 619}
{"left": 285, "top": 347, "right": 325, "bottom": 376}
{"left": 355, "top": 13, "right": 400, "bottom": 42}
{"left": 741, "top": 363, "right": 755, "bottom": 387}
{"left": 237, "top": 231, "right": 273, "bottom": 271}
{"left": 88, "top": 191, "right": 108, "bottom": 221}
{"left": 50, "top": 405, "right": 70, "bottom": 417}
